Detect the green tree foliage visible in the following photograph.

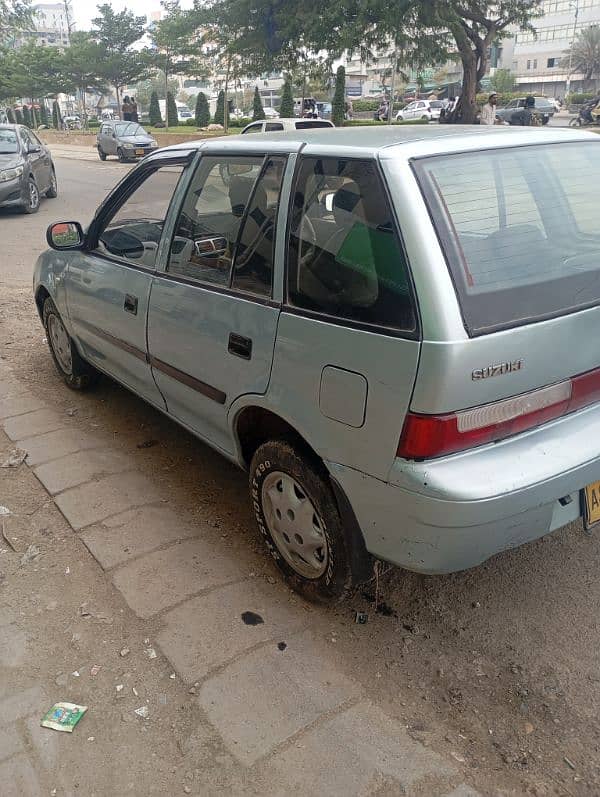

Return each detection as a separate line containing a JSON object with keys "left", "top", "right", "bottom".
{"left": 0, "top": 0, "right": 34, "bottom": 46}
{"left": 332, "top": 64, "right": 345, "bottom": 126}
{"left": 52, "top": 99, "right": 61, "bottom": 129}
{"left": 60, "top": 31, "right": 107, "bottom": 125}
{"left": 490, "top": 68, "right": 516, "bottom": 93}
{"left": 279, "top": 76, "right": 294, "bottom": 117}
{"left": 14, "top": 107, "right": 23, "bottom": 124}
{"left": 91, "top": 4, "right": 148, "bottom": 109}
{"left": 134, "top": 71, "right": 179, "bottom": 108}
{"left": 252, "top": 86, "right": 265, "bottom": 120}
{"left": 167, "top": 91, "right": 179, "bottom": 126}
{"left": 149, "top": 90, "right": 162, "bottom": 125}
{"left": 214, "top": 89, "right": 225, "bottom": 125}
{"left": 195, "top": 91, "right": 210, "bottom": 126}
{"left": 2, "top": 40, "right": 67, "bottom": 102}
{"left": 563, "top": 25, "right": 600, "bottom": 82}
{"left": 22, "top": 105, "right": 32, "bottom": 127}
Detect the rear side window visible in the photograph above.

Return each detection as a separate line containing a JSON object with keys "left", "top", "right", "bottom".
{"left": 416, "top": 142, "right": 600, "bottom": 334}
{"left": 295, "top": 121, "right": 334, "bottom": 130}
{"left": 287, "top": 157, "right": 416, "bottom": 332}
{"left": 265, "top": 123, "right": 284, "bottom": 132}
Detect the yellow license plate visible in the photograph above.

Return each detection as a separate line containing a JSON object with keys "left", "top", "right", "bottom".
{"left": 135, "top": 149, "right": 145, "bottom": 156}
{"left": 584, "top": 481, "right": 600, "bottom": 527}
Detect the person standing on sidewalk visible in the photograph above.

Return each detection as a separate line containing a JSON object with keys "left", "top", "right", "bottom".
{"left": 131, "top": 97, "right": 139, "bottom": 123}
{"left": 122, "top": 96, "right": 132, "bottom": 121}
{"left": 480, "top": 92, "right": 499, "bottom": 125}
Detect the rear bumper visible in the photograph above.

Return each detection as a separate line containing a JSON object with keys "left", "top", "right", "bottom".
{"left": 327, "top": 402, "right": 600, "bottom": 574}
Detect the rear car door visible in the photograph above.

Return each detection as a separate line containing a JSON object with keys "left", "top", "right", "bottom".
{"left": 65, "top": 154, "right": 189, "bottom": 405}
{"left": 271, "top": 154, "right": 421, "bottom": 480}
{"left": 147, "top": 152, "right": 287, "bottom": 454}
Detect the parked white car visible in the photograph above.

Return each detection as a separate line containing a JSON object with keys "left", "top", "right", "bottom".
{"left": 241, "top": 118, "right": 334, "bottom": 134}
{"left": 395, "top": 100, "right": 443, "bottom": 122}
{"left": 263, "top": 107, "right": 280, "bottom": 119}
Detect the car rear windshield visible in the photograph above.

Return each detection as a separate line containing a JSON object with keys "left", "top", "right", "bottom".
{"left": 295, "top": 121, "right": 333, "bottom": 129}
{"left": 415, "top": 141, "right": 600, "bottom": 335}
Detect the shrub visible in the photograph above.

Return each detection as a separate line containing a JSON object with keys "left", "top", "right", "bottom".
{"left": 15, "top": 108, "right": 24, "bottom": 125}
{"left": 167, "top": 92, "right": 178, "bottom": 127}
{"left": 39, "top": 103, "right": 49, "bottom": 127}
{"left": 184, "top": 118, "right": 196, "bottom": 126}
{"left": 52, "top": 100, "right": 62, "bottom": 129}
{"left": 22, "top": 106, "right": 32, "bottom": 127}
{"left": 280, "top": 77, "right": 294, "bottom": 117}
{"left": 342, "top": 118, "right": 430, "bottom": 126}
{"left": 252, "top": 86, "right": 265, "bottom": 121}
{"left": 149, "top": 91, "right": 162, "bottom": 126}
{"left": 194, "top": 91, "right": 210, "bottom": 127}
{"left": 228, "top": 117, "right": 252, "bottom": 128}
{"left": 567, "top": 91, "right": 595, "bottom": 104}
{"left": 6, "top": 107, "right": 15, "bottom": 123}
{"left": 351, "top": 98, "right": 379, "bottom": 111}
{"left": 332, "top": 65, "right": 346, "bottom": 126}
{"left": 88, "top": 118, "right": 100, "bottom": 128}
{"left": 214, "top": 90, "right": 225, "bottom": 125}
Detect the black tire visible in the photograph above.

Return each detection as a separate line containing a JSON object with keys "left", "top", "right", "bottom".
{"left": 117, "top": 148, "right": 128, "bottom": 163}
{"left": 98, "top": 147, "right": 107, "bottom": 161}
{"left": 43, "top": 297, "right": 99, "bottom": 390}
{"left": 21, "top": 177, "right": 40, "bottom": 214}
{"left": 542, "top": 116, "right": 549, "bottom": 126}
{"left": 250, "top": 440, "right": 354, "bottom": 603}
{"left": 569, "top": 117, "right": 582, "bottom": 128}
{"left": 46, "top": 168, "right": 58, "bottom": 198}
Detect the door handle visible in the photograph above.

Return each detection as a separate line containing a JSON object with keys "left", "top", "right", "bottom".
{"left": 228, "top": 333, "right": 252, "bottom": 360}
{"left": 124, "top": 294, "right": 138, "bottom": 315}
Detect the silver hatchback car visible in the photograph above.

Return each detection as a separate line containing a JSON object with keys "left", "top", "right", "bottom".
{"left": 96, "top": 120, "right": 158, "bottom": 163}
{"left": 34, "top": 125, "right": 600, "bottom": 602}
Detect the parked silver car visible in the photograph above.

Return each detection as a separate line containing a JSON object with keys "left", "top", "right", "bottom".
{"left": 34, "top": 125, "right": 600, "bottom": 602}
{"left": 241, "top": 118, "right": 334, "bottom": 133}
{"left": 0, "top": 123, "right": 57, "bottom": 213}
{"left": 96, "top": 120, "right": 158, "bottom": 162}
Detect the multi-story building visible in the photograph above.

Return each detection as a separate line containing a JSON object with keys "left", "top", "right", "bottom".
{"left": 16, "top": 2, "right": 73, "bottom": 47}
{"left": 499, "top": 0, "right": 600, "bottom": 96}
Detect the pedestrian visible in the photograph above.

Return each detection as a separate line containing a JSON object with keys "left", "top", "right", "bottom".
{"left": 122, "top": 95, "right": 132, "bottom": 121}
{"left": 509, "top": 95, "right": 539, "bottom": 126}
{"left": 130, "top": 97, "right": 139, "bottom": 123}
{"left": 480, "top": 92, "right": 499, "bottom": 125}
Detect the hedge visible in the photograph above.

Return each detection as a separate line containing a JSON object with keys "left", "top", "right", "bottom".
{"left": 343, "top": 118, "right": 430, "bottom": 126}
{"left": 566, "top": 92, "right": 596, "bottom": 104}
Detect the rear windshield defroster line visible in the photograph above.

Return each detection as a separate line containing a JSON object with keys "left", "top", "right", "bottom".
{"left": 413, "top": 141, "right": 600, "bottom": 336}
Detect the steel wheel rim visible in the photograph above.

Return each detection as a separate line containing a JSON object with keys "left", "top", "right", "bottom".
{"left": 262, "top": 471, "right": 328, "bottom": 579}
{"left": 50, "top": 172, "right": 56, "bottom": 192}
{"left": 47, "top": 314, "right": 72, "bottom": 374}
{"left": 29, "top": 181, "right": 39, "bottom": 209}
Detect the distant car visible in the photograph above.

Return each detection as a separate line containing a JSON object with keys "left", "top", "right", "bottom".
{"left": 96, "top": 121, "right": 158, "bottom": 163}
{"left": 395, "top": 100, "right": 443, "bottom": 122}
{"left": 63, "top": 115, "right": 82, "bottom": 130}
{"left": 241, "top": 118, "right": 335, "bottom": 134}
{"left": 263, "top": 107, "right": 280, "bottom": 119}
{"left": 177, "top": 108, "right": 193, "bottom": 122}
{"left": 0, "top": 124, "right": 57, "bottom": 214}
{"left": 495, "top": 97, "right": 555, "bottom": 125}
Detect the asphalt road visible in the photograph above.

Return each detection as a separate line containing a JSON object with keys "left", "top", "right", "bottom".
{"left": 2, "top": 154, "right": 600, "bottom": 795}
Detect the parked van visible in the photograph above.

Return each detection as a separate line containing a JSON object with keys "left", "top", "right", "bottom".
{"left": 35, "top": 125, "right": 600, "bottom": 602}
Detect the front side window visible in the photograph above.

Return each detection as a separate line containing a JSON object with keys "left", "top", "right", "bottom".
{"left": 242, "top": 123, "right": 263, "bottom": 134}
{"left": 95, "top": 165, "right": 184, "bottom": 267}
{"left": 0, "top": 129, "right": 18, "bottom": 153}
{"left": 167, "top": 156, "right": 263, "bottom": 286}
{"left": 416, "top": 142, "right": 600, "bottom": 334}
{"left": 287, "top": 157, "right": 416, "bottom": 332}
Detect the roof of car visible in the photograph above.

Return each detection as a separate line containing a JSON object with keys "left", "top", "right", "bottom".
{"left": 158, "top": 124, "right": 597, "bottom": 161}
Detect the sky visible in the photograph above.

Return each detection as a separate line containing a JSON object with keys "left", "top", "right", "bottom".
{"left": 71, "top": 0, "right": 193, "bottom": 30}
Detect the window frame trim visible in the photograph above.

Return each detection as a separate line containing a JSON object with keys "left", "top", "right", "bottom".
{"left": 282, "top": 152, "right": 421, "bottom": 341}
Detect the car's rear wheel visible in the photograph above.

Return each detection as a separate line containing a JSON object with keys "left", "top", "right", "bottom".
{"left": 21, "top": 177, "right": 40, "bottom": 214}
{"left": 421, "top": 114, "right": 430, "bottom": 120}
{"left": 98, "top": 147, "right": 107, "bottom": 161}
{"left": 43, "top": 298, "right": 99, "bottom": 390}
{"left": 250, "top": 440, "right": 354, "bottom": 603}
{"left": 396, "top": 114, "right": 404, "bottom": 121}
{"left": 46, "top": 168, "right": 58, "bottom": 198}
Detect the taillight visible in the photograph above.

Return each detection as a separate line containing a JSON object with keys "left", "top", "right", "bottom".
{"left": 398, "top": 366, "right": 600, "bottom": 460}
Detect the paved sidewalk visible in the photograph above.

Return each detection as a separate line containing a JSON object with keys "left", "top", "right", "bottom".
{"left": 0, "top": 359, "right": 481, "bottom": 796}
{"left": 47, "top": 144, "right": 105, "bottom": 162}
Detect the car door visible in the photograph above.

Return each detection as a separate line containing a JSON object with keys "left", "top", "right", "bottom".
{"left": 64, "top": 153, "right": 189, "bottom": 406}
{"left": 104, "top": 124, "right": 117, "bottom": 155}
{"left": 406, "top": 102, "right": 417, "bottom": 119}
{"left": 242, "top": 122, "right": 265, "bottom": 134}
{"left": 19, "top": 128, "right": 47, "bottom": 190}
{"left": 29, "top": 129, "right": 52, "bottom": 190}
{"left": 146, "top": 152, "right": 287, "bottom": 454}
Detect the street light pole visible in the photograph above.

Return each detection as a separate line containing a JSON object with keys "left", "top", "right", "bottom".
{"left": 387, "top": 47, "right": 398, "bottom": 124}
{"left": 565, "top": 0, "right": 580, "bottom": 98}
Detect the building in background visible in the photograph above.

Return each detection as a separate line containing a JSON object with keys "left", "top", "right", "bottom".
{"left": 343, "top": 49, "right": 462, "bottom": 98}
{"left": 17, "top": 2, "right": 73, "bottom": 48}
{"left": 499, "top": 0, "right": 600, "bottom": 96}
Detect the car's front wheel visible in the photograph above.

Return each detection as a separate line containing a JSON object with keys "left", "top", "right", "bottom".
{"left": 21, "top": 177, "right": 40, "bottom": 214}
{"left": 117, "top": 148, "right": 129, "bottom": 163}
{"left": 46, "top": 168, "right": 58, "bottom": 198}
{"left": 250, "top": 440, "right": 355, "bottom": 603}
{"left": 43, "top": 297, "right": 99, "bottom": 390}
{"left": 98, "top": 147, "right": 107, "bottom": 161}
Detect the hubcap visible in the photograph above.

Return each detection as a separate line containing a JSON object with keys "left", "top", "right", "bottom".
{"left": 262, "top": 471, "right": 328, "bottom": 579}
{"left": 47, "top": 314, "right": 72, "bottom": 374}
{"left": 29, "top": 181, "right": 39, "bottom": 209}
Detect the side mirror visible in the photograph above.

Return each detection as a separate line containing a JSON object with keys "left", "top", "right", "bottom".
{"left": 47, "top": 221, "right": 84, "bottom": 251}
{"left": 28, "top": 143, "right": 41, "bottom": 154}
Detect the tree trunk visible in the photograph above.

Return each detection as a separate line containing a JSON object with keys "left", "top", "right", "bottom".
{"left": 115, "top": 85, "right": 121, "bottom": 118}
{"left": 454, "top": 51, "right": 478, "bottom": 123}
{"left": 301, "top": 66, "right": 307, "bottom": 118}
{"left": 223, "top": 54, "right": 231, "bottom": 134}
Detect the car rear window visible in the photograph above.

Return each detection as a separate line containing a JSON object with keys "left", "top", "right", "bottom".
{"left": 415, "top": 141, "right": 600, "bottom": 335}
{"left": 295, "top": 121, "right": 333, "bottom": 129}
